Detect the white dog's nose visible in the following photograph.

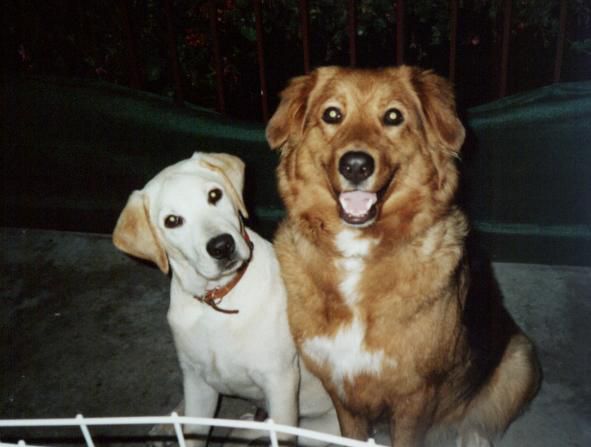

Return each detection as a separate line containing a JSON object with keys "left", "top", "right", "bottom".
{"left": 206, "top": 234, "right": 235, "bottom": 260}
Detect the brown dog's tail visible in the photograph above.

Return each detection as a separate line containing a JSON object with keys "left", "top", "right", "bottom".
{"left": 457, "top": 330, "right": 541, "bottom": 442}
{"left": 439, "top": 251, "right": 542, "bottom": 445}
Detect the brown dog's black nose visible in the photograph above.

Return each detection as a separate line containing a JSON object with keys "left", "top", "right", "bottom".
{"left": 339, "top": 151, "right": 375, "bottom": 185}
{"left": 206, "top": 234, "right": 235, "bottom": 260}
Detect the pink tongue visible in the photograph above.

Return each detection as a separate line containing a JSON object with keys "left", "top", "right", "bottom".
{"left": 339, "top": 191, "right": 377, "bottom": 216}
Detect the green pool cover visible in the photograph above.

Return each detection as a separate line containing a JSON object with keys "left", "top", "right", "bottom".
{"left": 2, "top": 76, "right": 590, "bottom": 265}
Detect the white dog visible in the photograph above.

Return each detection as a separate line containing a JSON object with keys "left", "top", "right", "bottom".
{"left": 113, "top": 152, "right": 338, "bottom": 446}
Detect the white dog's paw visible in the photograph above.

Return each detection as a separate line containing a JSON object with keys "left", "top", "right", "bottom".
{"left": 147, "top": 401, "right": 185, "bottom": 447}
{"left": 224, "top": 411, "right": 296, "bottom": 447}
{"left": 224, "top": 413, "right": 266, "bottom": 446}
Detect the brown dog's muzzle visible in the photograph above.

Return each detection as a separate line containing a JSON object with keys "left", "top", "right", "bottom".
{"left": 336, "top": 150, "right": 399, "bottom": 227}
{"left": 336, "top": 150, "right": 379, "bottom": 226}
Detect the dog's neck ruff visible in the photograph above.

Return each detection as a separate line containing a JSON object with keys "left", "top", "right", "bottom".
{"left": 193, "top": 226, "right": 253, "bottom": 315}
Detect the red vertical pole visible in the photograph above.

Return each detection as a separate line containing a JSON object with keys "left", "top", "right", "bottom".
{"left": 208, "top": 0, "right": 225, "bottom": 114}
{"left": 254, "top": 0, "right": 269, "bottom": 121}
{"left": 395, "top": 0, "right": 405, "bottom": 65}
{"left": 348, "top": 0, "right": 357, "bottom": 66}
{"left": 163, "top": 0, "right": 184, "bottom": 105}
{"left": 498, "top": 0, "right": 512, "bottom": 98}
{"left": 449, "top": 0, "right": 458, "bottom": 82}
{"left": 554, "top": 0, "right": 568, "bottom": 83}
{"left": 120, "top": 0, "right": 143, "bottom": 89}
{"left": 299, "top": 0, "right": 311, "bottom": 73}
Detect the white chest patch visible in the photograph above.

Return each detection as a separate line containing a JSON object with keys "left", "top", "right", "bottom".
{"left": 336, "top": 257, "right": 363, "bottom": 306}
{"left": 334, "top": 228, "right": 376, "bottom": 257}
{"left": 334, "top": 229, "right": 377, "bottom": 306}
{"left": 302, "top": 229, "right": 394, "bottom": 398}
{"left": 303, "top": 317, "right": 394, "bottom": 399}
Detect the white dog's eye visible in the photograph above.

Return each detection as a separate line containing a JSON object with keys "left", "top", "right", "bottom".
{"left": 208, "top": 188, "right": 223, "bottom": 205}
{"left": 383, "top": 107, "right": 404, "bottom": 126}
{"left": 164, "top": 215, "right": 184, "bottom": 229}
{"left": 322, "top": 106, "right": 343, "bottom": 124}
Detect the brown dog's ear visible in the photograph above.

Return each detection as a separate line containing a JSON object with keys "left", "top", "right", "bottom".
{"left": 266, "top": 72, "right": 316, "bottom": 150}
{"left": 198, "top": 152, "right": 248, "bottom": 219}
{"left": 411, "top": 68, "right": 465, "bottom": 154}
{"left": 113, "top": 191, "right": 169, "bottom": 274}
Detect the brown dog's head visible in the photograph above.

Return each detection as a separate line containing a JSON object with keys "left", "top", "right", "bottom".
{"left": 266, "top": 66, "right": 465, "bottom": 240}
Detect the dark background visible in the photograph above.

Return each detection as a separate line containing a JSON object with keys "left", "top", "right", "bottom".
{"left": 3, "top": 0, "right": 590, "bottom": 120}
{"left": 1, "top": 0, "right": 590, "bottom": 265}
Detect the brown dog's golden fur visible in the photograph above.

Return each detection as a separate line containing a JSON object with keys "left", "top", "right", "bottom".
{"left": 266, "top": 66, "right": 540, "bottom": 447}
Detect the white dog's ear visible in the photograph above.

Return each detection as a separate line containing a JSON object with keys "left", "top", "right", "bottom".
{"left": 198, "top": 152, "right": 249, "bottom": 219}
{"left": 113, "top": 191, "right": 170, "bottom": 274}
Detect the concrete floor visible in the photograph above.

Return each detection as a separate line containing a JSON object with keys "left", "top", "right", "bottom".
{"left": 1, "top": 227, "right": 590, "bottom": 446}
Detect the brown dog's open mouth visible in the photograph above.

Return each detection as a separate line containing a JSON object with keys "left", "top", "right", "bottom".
{"left": 336, "top": 169, "right": 397, "bottom": 226}
{"left": 338, "top": 191, "right": 378, "bottom": 225}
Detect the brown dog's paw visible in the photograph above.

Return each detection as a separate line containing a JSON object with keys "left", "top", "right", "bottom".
{"left": 456, "top": 431, "right": 492, "bottom": 447}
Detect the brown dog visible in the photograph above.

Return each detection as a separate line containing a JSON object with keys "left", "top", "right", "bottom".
{"left": 265, "top": 66, "right": 540, "bottom": 447}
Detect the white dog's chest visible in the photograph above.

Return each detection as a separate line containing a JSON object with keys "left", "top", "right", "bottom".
{"left": 169, "top": 309, "right": 267, "bottom": 399}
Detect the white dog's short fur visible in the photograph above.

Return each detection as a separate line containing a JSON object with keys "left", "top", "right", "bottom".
{"left": 113, "top": 152, "right": 338, "bottom": 445}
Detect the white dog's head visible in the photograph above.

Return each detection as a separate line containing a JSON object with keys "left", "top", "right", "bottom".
{"left": 113, "top": 152, "right": 252, "bottom": 294}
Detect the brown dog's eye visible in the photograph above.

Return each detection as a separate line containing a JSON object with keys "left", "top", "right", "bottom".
{"left": 164, "top": 215, "right": 184, "bottom": 229}
{"left": 208, "top": 188, "right": 223, "bottom": 205}
{"left": 383, "top": 108, "right": 404, "bottom": 126}
{"left": 322, "top": 107, "right": 343, "bottom": 124}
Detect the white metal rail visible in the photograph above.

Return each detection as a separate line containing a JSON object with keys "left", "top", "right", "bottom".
{"left": 0, "top": 413, "right": 385, "bottom": 447}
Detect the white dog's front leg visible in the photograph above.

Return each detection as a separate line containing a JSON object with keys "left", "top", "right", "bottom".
{"left": 182, "top": 368, "right": 219, "bottom": 447}
{"left": 264, "top": 368, "right": 299, "bottom": 444}
{"left": 226, "top": 369, "right": 299, "bottom": 446}
{"left": 265, "top": 369, "right": 299, "bottom": 427}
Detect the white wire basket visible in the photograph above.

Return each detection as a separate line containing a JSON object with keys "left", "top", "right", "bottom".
{"left": 0, "top": 413, "right": 386, "bottom": 447}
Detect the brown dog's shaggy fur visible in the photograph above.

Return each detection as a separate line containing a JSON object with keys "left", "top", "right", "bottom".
{"left": 266, "top": 66, "right": 540, "bottom": 447}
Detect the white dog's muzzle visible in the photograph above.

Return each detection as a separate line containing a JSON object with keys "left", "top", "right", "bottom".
{"left": 195, "top": 225, "right": 254, "bottom": 314}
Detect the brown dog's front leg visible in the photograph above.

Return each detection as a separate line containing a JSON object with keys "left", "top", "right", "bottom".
{"left": 389, "top": 390, "right": 435, "bottom": 447}
{"left": 330, "top": 395, "right": 371, "bottom": 441}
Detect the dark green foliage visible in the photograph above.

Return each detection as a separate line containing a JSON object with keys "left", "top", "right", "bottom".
{"left": 3, "top": 1, "right": 590, "bottom": 116}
